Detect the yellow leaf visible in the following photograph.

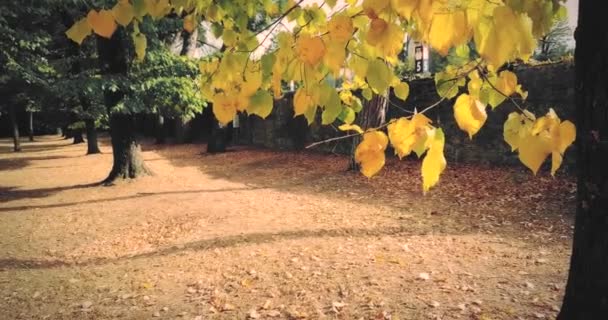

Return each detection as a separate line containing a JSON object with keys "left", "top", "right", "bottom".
{"left": 394, "top": 81, "right": 410, "bottom": 101}
{"left": 367, "top": 18, "right": 404, "bottom": 60}
{"left": 475, "top": 6, "right": 536, "bottom": 68}
{"left": 556, "top": 120, "right": 576, "bottom": 154}
{"left": 327, "top": 14, "right": 354, "bottom": 43}
{"left": 293, "top": 88, "right": 317, "bottom": 116}
{"left": 66, "top": 18, "right": 92, "bottom": 45}
{"left": 324, "top": 42, "right": 346, "bottom": 76}
{"left": 550, "top": 120, "right": 576, "bottom": 175}
{"left": 503, "top": 112, "right": 524, "bottom": 151}
{"left": 212, "top": 93, "right": 237, "bottom": 125}
{"left": 428, "top": 10, "right": 469, "bottom": 56}
{"left": 296, "top": 35, "right": 326, "bottom": 67}
{"left": 112, "top": 1, "right": 135, "bottom": 27}
{"left": 338, "top": 124, "right": 364, "bottom": 134}
{"left": 388, "top": 114, "right": 431, "bottom": 159}
{"left": 355, "top": 131, "right": 389, "bottom": 178}
{"left": 453, "top": 94, "right": 487, "bottom": 138}
{"left": 518, "top": 131, "right": 552, "bottom": 175}
{"left": 146, "top": 0, "right": 170, "bottom": 19}
{"left": 496, "top": 70, "right": 518, "bottom": 97}
{"left": 87, "top": 9, "right": 117, "bottom": 39}
{"left": 391, "top": 0, "right": 419, "bottom": 20}
{"left": 421, "top": 128, "right": 446, "bottom": 193}
{"left": 132, "top": 31, "right": 147, "bottom": 62}
{"left": 362, "top": 0, "right": 389, "bottom": 18}
{"left": 183, "top": 14, "right": 197, "bottom": 33}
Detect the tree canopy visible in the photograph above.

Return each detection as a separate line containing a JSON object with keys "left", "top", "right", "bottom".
{"left": 65, "top": 0, "right": 575, "bottom": 192}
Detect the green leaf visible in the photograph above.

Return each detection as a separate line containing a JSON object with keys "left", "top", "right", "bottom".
{"left": 322, "top": 90, "right": 342, "bottom": 124}
{"left": 338, "top": 106, "right": 355, "bottom": 124}
{"left": 366, "top": 59, "right": 391, "bottom": 94}
{"left": 261, "top": 53, "right": 276, "bottom": 77}
{"left": 248, "top": 90, "right": 273, "bottom": 119}
{"left": 362, "top": 87, "right": 372, "bottom": 100}
{"left": 393, "top": 81, "right": 410, "bottom": 101}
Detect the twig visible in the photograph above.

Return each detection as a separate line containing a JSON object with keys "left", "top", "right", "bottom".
{"left": 477, "top": 66, "right": 534, "bottom": 120}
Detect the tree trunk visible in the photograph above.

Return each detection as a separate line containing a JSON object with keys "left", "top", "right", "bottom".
{"left": 73, "top": 129, "right": 84, "bottom": 144}
{"left": 97, "top": 30, "right": 150, "bottom": 184}
{"left": 349, "top": 93, "right": 388, "bottom": 170}
{"left": 558, "top": 1, "right": 608, "bottom": 319}
{"left": 207, "top": 118, "right": 228, "bottom": 153}
{"left": 85, "top": 119, "right": 101, "bottom": 154}
{"left": 103, "top": 114, "right": 150, "bottom": 183}
{"left": 28, "top": 111, "right": 34, "bottom": 142}
{"left": 8, "top": 104, "right": 21, "bottom": 152}
{"left": 155, "top": 114, "right": 165, "bottom": 144}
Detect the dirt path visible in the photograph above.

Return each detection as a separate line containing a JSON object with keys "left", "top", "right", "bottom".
{"left": 0, "top": 136, "right": 575, "bottom": 320}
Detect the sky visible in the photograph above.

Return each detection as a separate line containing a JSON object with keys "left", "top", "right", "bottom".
{"left": 565, "top": 0, "right": 578, "bottom": 47}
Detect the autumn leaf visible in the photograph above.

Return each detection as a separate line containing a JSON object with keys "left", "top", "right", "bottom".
{"left": 338, "top": 124, "right": 364, "bottom": 134}
{"left": 355, "top": 131, "right": 389, "bottom": 178}
{"left": 421, "top": 128, "right": 446, "bottom": 193}
{"left": 112, "top": 1, "right": 135, "bottom": 27}
{"left": 393, "top": 81, "right": 410, "bottom": 101}
{"left": 66, "top": 18, "right": 92, "bottom": 45}
{"left": 296, "top": 35, "right": 326, "bottom": 67}
{"left": 327, "top": 14, "right": 354, "bottom": 43}
{"left": 87, "top": 9, "right": 117, "bottom": 39}
{"left": 453, "top": 94, "right": 487, "bottom": 138}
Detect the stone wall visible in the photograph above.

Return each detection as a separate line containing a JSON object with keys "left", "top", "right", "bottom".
{"left": 236, "top": 62, "right": 575, "bottom": 169}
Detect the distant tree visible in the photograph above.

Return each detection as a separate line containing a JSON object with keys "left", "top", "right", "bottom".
{"left": 535, "top": 19, "right": 572, "bottom": 61}
{"left": 0, "top": 1, "right": 54, "bottom": 151}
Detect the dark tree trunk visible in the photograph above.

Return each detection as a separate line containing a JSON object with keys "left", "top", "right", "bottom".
{"left": 558, "top": 1, "right": 608, "bottom": 319}
{"left": 349, "top": 93, "right": 388, "bottom": 170}
{"left": 174, "top": 118, "right": 191, "bottom": 144}
{"left": 8, "top": 104, "right": 21, "bottom": 152}
{"left": 207, "top": 118, "right": 228, "bottom": 153}
{"left": 28, "top": 111, "right": 34, "bottom": 142}
{"left": 73, "top": 129, "right": 84, "bottom": 144}
{"left": 85, "top": 119, "right": 101, "bottom": 154}
{"left": 97, "top": 30, "right": 150, "bottom": 184}
{"left": 155, "top": 114, "right": 165, "bottom": 144}
{"left": 103, "top": 114, "right": 149, "bottom": 183}
{"left": 64, "top": 127, "right": 73, "bottom": 140}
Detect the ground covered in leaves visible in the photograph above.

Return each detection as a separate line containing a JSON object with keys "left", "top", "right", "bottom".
{"left": 0, "top": 136, "right": 576, "bottom": 320}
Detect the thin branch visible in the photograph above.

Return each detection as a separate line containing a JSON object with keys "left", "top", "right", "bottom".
{"left": 476, "top": 66, "right": 533, "bottom": 120}
{"left": 305, "top": 61, "right": 482, "bottom": 149}
{"left": 253, "top": 0, "right": 304, "bottom": 37}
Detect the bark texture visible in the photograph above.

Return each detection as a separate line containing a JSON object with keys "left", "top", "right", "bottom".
{"left": 97, "top": 30, "right": 150, "bottom": 184}
{"left": 85, "top": 119, "right": 101, "bottom": 154}
{"left": 558, "top": 1, "right": 608, "bottom": 319}
{"left": 72, "top": 129, "right": 84, "bottom": 144}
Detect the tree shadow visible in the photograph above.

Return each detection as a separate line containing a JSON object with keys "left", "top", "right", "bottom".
{"left": 0, "top": 155, "right": 85, "bottom": 172}
{"left": 0, "top": 225, "right": 423, "bottom": 270}
{"left": 0, "top": 183, "right": 100, "bottom": 204}
{"left": 0, "top": 185, "right": 271, "bottom": 211}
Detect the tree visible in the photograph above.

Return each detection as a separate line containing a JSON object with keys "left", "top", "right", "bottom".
{"left": 558, "top": 0, "right": 608, "bottom": 318}
{"left": 0, "top": 0, "right": 54, "bottom": 151}
{"left": 535, "top": 19, "right": 572, "bottom": 61}
{"left": 68, "top": 1, "right": 607, "bottom": 315}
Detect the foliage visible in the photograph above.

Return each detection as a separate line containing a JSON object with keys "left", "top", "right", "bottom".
{"left": 67, "top": 0, "right": 574, "bottom": 192}
{"left": 0, "top": 1, "right": 55, "bottom": 113}
{"left": 126, "top": 48, "right": 206, "bottom": 119}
